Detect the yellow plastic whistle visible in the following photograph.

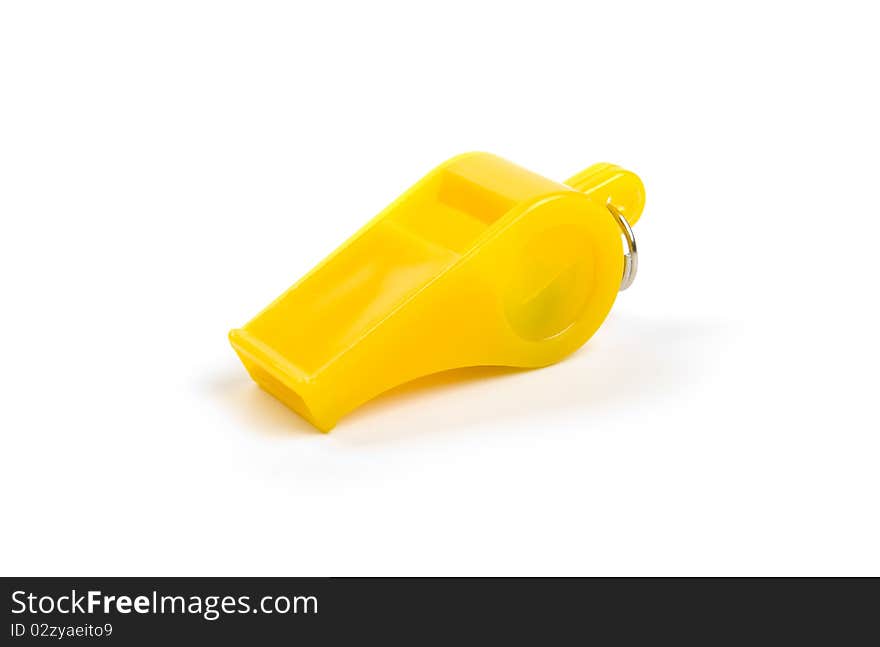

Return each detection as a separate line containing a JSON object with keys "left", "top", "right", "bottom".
{"left": 230, "top": 152, "right": 645, "bottom": 431}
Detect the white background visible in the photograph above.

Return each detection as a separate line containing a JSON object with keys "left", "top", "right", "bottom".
{"left": 1, "top": 1, "right": 878, "bottom": 576}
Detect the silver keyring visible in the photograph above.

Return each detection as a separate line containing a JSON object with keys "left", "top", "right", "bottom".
{"left": 606, "top": 202, "right": 638, "bottom": 291}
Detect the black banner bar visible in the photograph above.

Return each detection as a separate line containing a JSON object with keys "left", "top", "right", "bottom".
{"left": 2, "top": 577, "right": 876, "bottom": 643}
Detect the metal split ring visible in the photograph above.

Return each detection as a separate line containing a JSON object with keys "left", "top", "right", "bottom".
{"left": 606, "top": 202, "right": 638, "bottom": 291}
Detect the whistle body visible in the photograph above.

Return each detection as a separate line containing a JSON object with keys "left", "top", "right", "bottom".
{"left": 230, "top": 152, "right": 644, "bottom": 431}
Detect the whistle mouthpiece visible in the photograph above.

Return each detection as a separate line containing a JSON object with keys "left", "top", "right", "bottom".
{"left": 230, "top": 152, "right": 645, "bottom": 431}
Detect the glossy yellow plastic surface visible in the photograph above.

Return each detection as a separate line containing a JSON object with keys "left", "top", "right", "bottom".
{"left": 230, "top": 153, "right": 645, "bottom": 431}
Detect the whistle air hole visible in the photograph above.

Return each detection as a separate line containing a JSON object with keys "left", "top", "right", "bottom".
{"left": 241, "top": 359, "right": 316, "bottom": 427}
{"left": 503, "top": 224, "right": 596, "bottom": 341}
